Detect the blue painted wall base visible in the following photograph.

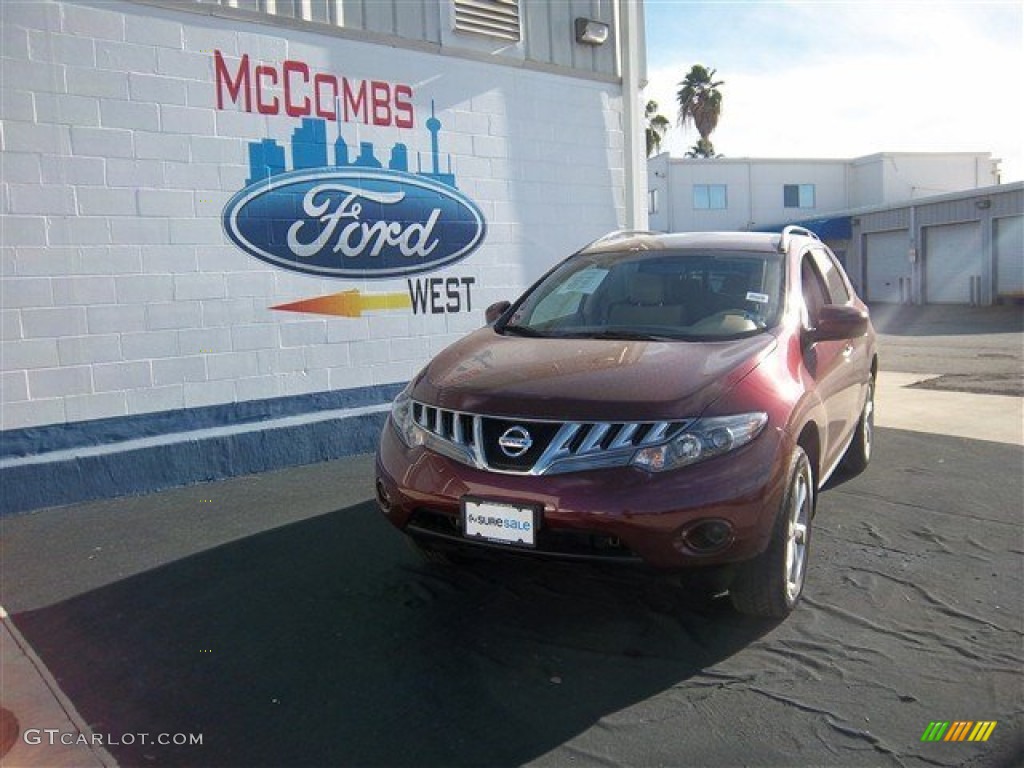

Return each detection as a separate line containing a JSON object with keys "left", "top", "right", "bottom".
{"left": 0, "top": 384, "right": 403, "bottom": 516}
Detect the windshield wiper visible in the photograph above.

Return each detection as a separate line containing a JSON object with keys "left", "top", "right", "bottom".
{"left": 558, "top": 330, "right": 679, "bottom": 342}
{"left": 501, "top": 324, "right": 548, "bottom": 337}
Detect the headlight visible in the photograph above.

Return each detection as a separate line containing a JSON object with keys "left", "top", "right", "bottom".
{"left": 390, "top": 388, "right": 424, "bottom": 448}
{"left": 631, "top": 413, "right": 768, "bottom": 472}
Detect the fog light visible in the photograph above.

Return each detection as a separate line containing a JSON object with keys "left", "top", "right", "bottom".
{"left": 679, "top": 520, "right": 734, "bottom": 554}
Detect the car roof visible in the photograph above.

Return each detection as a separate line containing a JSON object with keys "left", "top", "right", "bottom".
{"left": 578, "top": 230, "right": 818, "bottom": 256}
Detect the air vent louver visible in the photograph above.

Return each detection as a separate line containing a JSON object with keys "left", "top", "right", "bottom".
{"left": 453, "top": 0, "right": 521, "bottom": 41}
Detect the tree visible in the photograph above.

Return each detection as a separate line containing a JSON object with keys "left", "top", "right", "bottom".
{"left": 645, "top": 100, "right": 670, "bottom": 157}
{"left": 685, "top": 139, "right": 717, "bottom": 159}
{"left": 677, "top": 65, "right": 724, "bottom": 158}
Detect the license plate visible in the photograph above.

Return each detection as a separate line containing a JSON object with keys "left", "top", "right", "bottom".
{"left": 461, "top": 497, "right": 538, "bottom": 548}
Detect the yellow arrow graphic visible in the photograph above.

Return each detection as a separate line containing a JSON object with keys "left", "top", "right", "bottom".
{"left": 271, "top": 289, "right": 412, "bottom": 318}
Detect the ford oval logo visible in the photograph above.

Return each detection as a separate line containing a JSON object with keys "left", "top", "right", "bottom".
{"left": 222, "top": 168, "right": 486, "bottom": 279}
{"left": 498, "top": 426, "right": 533, "bottom": 458}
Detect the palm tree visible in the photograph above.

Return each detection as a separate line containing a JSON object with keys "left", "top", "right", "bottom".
{"left": 685, "top": 139, "right": 717, "bottom": 159}
{"left": 645, "top": 100, "right": 670, "bottom": 157}
{"left": 677, "top": 65, "right": 724, "bottom": 158}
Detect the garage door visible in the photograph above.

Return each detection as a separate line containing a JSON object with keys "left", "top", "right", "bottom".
{"left": 924, "top": 222, "right": 982, "bottom": 304}
{"left": 865, "top": 230, "right": 910, "bottom": 303}
{"left": 995, "top": 215, "right": 1023, "bottom": 298}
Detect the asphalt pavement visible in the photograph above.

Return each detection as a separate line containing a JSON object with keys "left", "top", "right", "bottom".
{"left": 1, "top": 305, "right": 1021, "bottom": 768}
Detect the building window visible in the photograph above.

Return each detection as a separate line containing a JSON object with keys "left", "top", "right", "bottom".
{"left": 648, "top": 189, "right": 660, "bottom": 215}
{"left": 453, "top": 0, "right": 522, "bottom": 41}
{"left": 784, "top": 184, "right": 816, "bottom": 209}
{"left": 693, "top": 184, "right": 727, "bottom": 210}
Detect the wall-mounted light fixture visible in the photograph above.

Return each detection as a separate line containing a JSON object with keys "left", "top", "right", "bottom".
{"left": 575, "top": 18, "right": 609, "bottom": 45}
{"left": 975, "top": 199, "right": 992, "bottom": 209}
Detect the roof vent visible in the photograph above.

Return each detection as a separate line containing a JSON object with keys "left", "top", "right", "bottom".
{"left": 453, "top": 0, "right": 521, "bottom": 41}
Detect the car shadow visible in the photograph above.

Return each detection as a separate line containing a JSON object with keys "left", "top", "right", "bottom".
{"left": 12, "top": 502, "right": 776, "bottom": 768}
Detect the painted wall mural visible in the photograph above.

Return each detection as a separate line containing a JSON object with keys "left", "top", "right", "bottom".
{"left": 215, "top": 51, "right": 485, "bottom": 318}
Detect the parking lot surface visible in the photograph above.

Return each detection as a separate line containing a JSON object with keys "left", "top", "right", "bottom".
{"left": 1, "top": 306, "right": 1021, "bottom": 767}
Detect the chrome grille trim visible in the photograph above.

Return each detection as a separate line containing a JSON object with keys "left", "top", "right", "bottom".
{"left": 411, "top": 401, "right": 691, "bottom": 476}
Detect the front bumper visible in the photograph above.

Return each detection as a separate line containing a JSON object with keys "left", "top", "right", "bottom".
{"left": 375, "top": 418, "right": 791, "bottom": 570}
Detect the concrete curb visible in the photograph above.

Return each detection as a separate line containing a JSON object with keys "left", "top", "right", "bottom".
{"left": 0, "top": 607, "right": 117, "bottom": 768}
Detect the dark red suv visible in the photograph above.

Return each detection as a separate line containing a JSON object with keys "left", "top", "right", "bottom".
{"left": 375, "top": 228, "right": 877, "bottom": 617}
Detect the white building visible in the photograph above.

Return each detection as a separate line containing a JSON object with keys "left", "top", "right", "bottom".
{"left": 647, "top": 151, "right": 1021, "bottom": 307}
{"left": 0, "top": 0, "right": 648, "bottom": 513}
{"left": 848, "top": 183, "right": 1023, "bottom": 306}
{"left": 647, "top": 151, "right": 1001, "bottom": 234}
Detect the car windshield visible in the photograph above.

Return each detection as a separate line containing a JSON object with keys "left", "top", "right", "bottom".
{"left": 501, "top": 249, "right": 784, "bottom": 340}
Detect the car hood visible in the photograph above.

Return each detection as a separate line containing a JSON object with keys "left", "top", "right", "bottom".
{"left": 410, "top": 327, "right": 778, "bottom": 421}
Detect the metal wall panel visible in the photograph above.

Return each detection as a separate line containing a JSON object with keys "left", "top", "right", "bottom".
{"left": 361, "top": 0, "right": 398, "bottom": 37}
{"left": 917, "top": 198, "right": 979, "bottom": 227}
{"left": 547, "top": 1, "right": 574, "bottom": 68}
{"left": 569, "top": 0, "right": 595, "bottom": 71}
{"left": 858, "top": 208, "right": 909, "bottom": 233}
{"left": 194, "top": 1, "right": 618, "bottom": 76}
{"left": 523, "top": 0, "right": 552, "bottom": 62}
{"left": 522, "top": 0, "right": 617, "bottom": 77}
{"left": 396, "top": 0, "right": 429, "bottom": 40}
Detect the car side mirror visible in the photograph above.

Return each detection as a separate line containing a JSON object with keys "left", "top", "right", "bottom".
{"left": 807, "top": 304, "right": 869, "bottom": 342}
{"left": 485, "top": 300, "right": 511, "bottom": 325}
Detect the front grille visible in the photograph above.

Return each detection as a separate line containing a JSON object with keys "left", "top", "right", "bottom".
{"left": 411, "top": 401, "right": 690, "bottom": 475}
{"left": 480, "top": 418, "right": 563, "bottom": 471}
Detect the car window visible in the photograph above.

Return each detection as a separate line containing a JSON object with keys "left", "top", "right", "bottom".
{"left": 503, "top": 250, "right": 784, "bottom": 340}
{"left": 801, "top": 254, "right": 830, "bottom": 326}
{"left": 812, "top": 248, "right": 851, "bottom": 304}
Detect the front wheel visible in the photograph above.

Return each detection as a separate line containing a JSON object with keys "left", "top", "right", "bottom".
{"left": 730, "top": 446, "right": 814, "bottom": 618}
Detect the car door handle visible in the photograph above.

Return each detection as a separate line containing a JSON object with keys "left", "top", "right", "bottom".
{"left": 842, "top": 343, "right": 854, "bottom": 358}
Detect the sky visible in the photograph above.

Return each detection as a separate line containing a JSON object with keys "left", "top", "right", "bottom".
{"left": 643, "top": 0, "right": 1024, "bottom": 182}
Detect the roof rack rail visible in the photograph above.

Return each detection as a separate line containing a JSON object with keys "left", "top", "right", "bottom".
{"left": 778, "top": 225, "right": 820, "bottom": 253}
{"left": 578, "top": 229, "right": 660, "bottom": 252}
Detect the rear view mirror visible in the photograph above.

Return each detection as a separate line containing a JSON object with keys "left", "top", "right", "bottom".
{"left": 485, "top": 300, "right": 511, "bottom": 325}
{"left": 808, "top": 305, "right": 869, "bottom": 342}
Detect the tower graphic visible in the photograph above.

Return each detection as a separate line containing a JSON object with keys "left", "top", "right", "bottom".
{"left": 292, "top": 118, "right": 328, "bottom": 169}
{"left": 247, "top": 139, "right": 286, "bottom": 185}
{"left": 421, "top": 99, "right": 455, "bottom": 187}
{"left": 426, "top": 101, "right": 441, "bottom": 175}
{"left": 244, "top": 103, "right": 457, "bottom": 188}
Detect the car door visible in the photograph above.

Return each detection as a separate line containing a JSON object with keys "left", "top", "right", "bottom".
{"left": 812, "top": 246, "right": 871, "bottom": 434}
{"left": 799, "top": 251, "right": 862, "bottom": 474}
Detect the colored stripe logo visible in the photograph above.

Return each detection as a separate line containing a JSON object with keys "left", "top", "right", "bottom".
{"left": 272, "top": 289, "right": 412, "bottom": 317}
{"left": 921, "top": 721, "right": 997, "bottom": 742}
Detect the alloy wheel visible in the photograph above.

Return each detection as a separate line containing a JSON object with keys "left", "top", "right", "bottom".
{"left": 784, "top": 462, "right": 813, "bottom": 602}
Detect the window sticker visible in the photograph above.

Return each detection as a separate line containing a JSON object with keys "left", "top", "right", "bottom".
{"left": 746, "top": 291, "right": 770, "bottom": 304}
{"left": 556, "top": 267, "right": 609, "bottom": 295}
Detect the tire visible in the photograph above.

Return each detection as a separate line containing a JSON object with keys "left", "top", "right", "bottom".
{"left": 841, "top": 376, "right": 875, "bottom": 476}
{"left": 730, "top": 446, "right": 814, "bottom": 618}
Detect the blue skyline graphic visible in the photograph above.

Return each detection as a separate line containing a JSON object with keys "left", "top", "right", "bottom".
{"left": 246, "top": 101, "right": 457, "bottom": 188}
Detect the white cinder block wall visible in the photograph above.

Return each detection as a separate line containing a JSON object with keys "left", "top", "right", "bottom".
{"left": 0, "top": 0, "right": 635, "bottom": 511}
